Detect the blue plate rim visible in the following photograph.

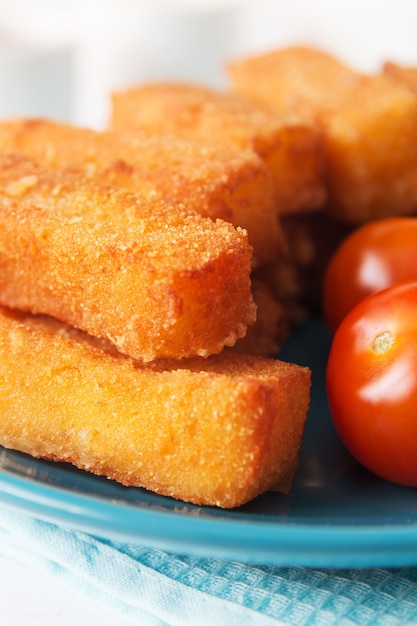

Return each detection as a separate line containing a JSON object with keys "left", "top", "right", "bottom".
{"left": 1, "top": 460, "right": 417, "bottom": 568}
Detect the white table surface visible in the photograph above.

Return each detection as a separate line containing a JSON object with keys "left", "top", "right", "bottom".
{"left": 0, "top": 553, "right": 131, "bottom": 626}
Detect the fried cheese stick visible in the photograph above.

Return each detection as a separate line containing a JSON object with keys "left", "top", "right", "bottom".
{"left": 227, "top": 46, "right": 417, "bottom": 223}
{"left": 109, "top": 82, "right": 327, "bottom": 216}
{"left": 0, "top": 306, "right": 311, "bottom": 508}
{"left": 0, "top": 152, "right": 255, "bottom": 361}
{"left": 227, "top": 45, "right": 364, "bottom": 121}
{"left": 0, "top": 118, "right": 283, "bottom": 267}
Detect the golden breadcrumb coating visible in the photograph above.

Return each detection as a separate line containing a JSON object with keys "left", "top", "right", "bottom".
{"left": 109, "top": 82, "right": 326, "bottom": 215}
{"left": 227, "top": 45, "right": 364, "bottom": 119}
{"left": 322, "top": 76, "right": 417, "bottom": 223}
{"left": 0, "top": 306, "right": 311, "bottom": 508}
{"left": 383, "top": 61, "right": 417, "bottom": 95}
{"left": 0, "top": 118, "right": 283, "bottom": 267}
{"left": 231, "top": 278, "right": 289, "bottom": 357}
{"left": 0, "top": 152, "right": 255, "bottom": 361}
{"left": 228, "top": 46, "right": 417, "bottom": 224}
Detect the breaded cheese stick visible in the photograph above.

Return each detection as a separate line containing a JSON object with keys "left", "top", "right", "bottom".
{"left": 322, "top": 75, "right": 417, "bottom": 223}
{"left": 227, "top": 45, "right": 364, "bottom": 120}
{"left": 0, "top": 118, "right": 283, "bottom": 267}
{"left": 109, "top": 82, "right": 327, "bottom": 216}
{"left": 0, "top": 306, "right": 311, "bottom": 508}
{"left": 0, "top": 152, "right": 255, "bottom": 361}
{"left": 228, "top": 46, "right": 417, "bottom": 223}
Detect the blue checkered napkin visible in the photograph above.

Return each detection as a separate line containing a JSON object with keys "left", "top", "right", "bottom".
{"left": 1, "top": 505, "right": 417, "bottom": 625}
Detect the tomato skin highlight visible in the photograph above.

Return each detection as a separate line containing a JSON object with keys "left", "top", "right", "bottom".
{"left": 323, "top": 217, "right": 417, "bottom": 332}
{"left": 326, "top": 280, "right": 417, "bottom": 487}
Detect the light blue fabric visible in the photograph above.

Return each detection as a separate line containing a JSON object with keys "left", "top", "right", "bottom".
{"left": 1, "top": 505, "right": 417, "bottom": 626}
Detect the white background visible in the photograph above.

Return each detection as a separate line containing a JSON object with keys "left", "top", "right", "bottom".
{"left": 1, "top": 0, "right": 417, "bottom": 127}
{"left": 0, "top": 1, "right": 417, "bottom": 623}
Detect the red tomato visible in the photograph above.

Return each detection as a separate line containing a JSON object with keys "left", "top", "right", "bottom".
{"left": 326, "top": 280, "right": 417, "bottom": 487}
{"left": 323, "top": 217, "right": 417, "bottom": 332}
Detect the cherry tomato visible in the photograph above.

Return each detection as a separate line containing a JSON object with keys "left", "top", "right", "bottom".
{"left": 326, "top": 280, "right": 417, "bottom": 486}
{"left": 323, "top": 217, "right": 417, "bottom": 332}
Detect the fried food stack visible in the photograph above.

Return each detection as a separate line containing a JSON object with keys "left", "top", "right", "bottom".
{"left": 0, "top": 118, "right": 290, "bottom": 355}
{"left": 109, "top": 46, "right": 417, "bottom": 319}
{"left": 108, "top": 78, "right": 330, "bottom": 323}
{"left": 3, "top": 42, "right": 415, "bottom": 507}
{"left": 0, "top": 113, "right": 312, "bottom": 507}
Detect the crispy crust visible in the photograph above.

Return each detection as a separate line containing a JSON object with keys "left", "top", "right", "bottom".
{"left": 0, "top": 152, "right": 255, "bottom": 361}
{"left": 109, "top": 82, "right": 326, "bottom": 215}
{"left": 231, "top": 278, "right": 290, "bottom": 357}
{"left": 227, "top": 45, "right": 417, "bottom": 224}
{"left": 227, "top": 45, "right": 364, "bottom": 119}
{"left": 0, "top": 118, "right": 283, "bottom": 267}
{"left": 322, "top": 76, "right": 417, "bottom": 223}
{"left": 383, "top": 61, "right": 417, "bottom": 95}
{"left": 0, "top": 306, "right": 311, "bottom": 508}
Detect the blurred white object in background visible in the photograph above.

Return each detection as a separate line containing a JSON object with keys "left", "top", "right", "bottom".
{"left": 0, "top": 0, "right": 417, "bottom": 129}
{"left": 237, "top": 0, "right": 417, "bottom": 72}
{"left": 72, "top": 0, "right": 244, "bottom": 129}
{"left": 0, "top": 32, "right": 72, "bottom": 120}
{"left": 0, "top": 0, "right": 74, "bottom": 121}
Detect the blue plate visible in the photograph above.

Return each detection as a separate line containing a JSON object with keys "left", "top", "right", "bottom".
{"left": 0, "top": 318, "right": 416, "bottom": 567}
